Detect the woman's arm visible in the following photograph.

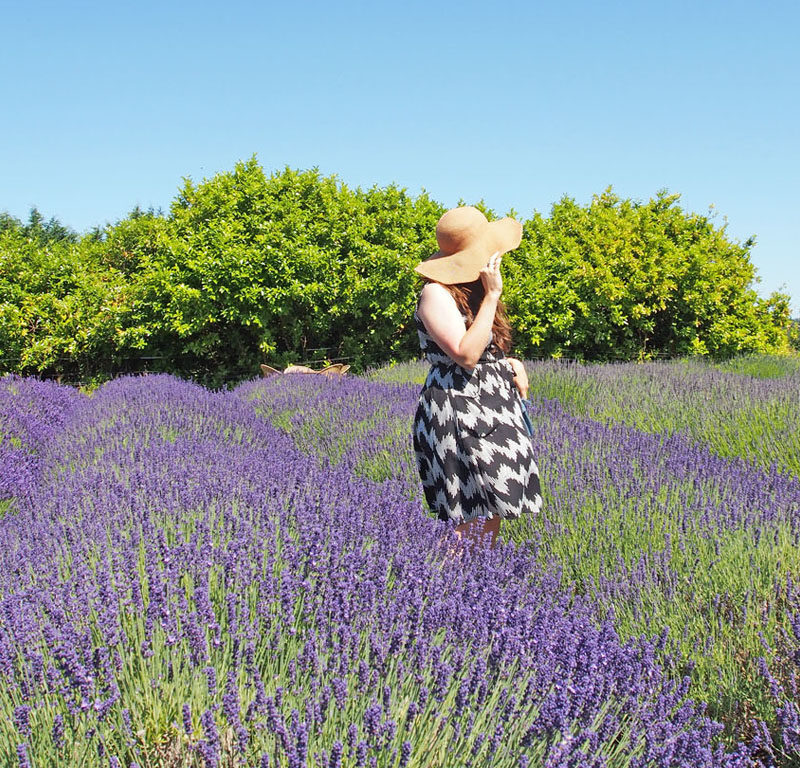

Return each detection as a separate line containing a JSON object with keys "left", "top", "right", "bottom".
{"left": 417, "top": 254, "right": 503, "bottom": 370}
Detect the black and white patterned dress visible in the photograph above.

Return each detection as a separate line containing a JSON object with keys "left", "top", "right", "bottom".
{"left": 412, "top": 302, "right": 543, "bottom": 524}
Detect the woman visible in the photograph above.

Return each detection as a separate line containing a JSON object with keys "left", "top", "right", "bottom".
{"left": 412, "top": 206, "right": 542, "bottom": 548}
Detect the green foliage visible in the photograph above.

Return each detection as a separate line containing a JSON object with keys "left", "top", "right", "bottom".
{"left": 506, "top": 189, "right": 791, "bottom": 361}
{"left": 0, "top": 219, "right": 129, "bottom": 380}
{"left": 0, "top": 163, "right": 793, "bottom": 386}
{"left": 789, "top": 318, "right": 800, "bottom": 352}
{"left": 0, "top": 207, "right": 78, "bottom": 245}
{"left": 104, "top": 159, "right": 442, "bottom": 387}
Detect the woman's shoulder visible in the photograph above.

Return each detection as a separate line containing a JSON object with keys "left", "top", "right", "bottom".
{"left": 420, "top": 281, "right": 450, "bottom": 296}
{"left": 418, "top": 281, "right": 457, "bottom": 309}
{"left": 417, "top": 282, "right": 466, "bottom": 324}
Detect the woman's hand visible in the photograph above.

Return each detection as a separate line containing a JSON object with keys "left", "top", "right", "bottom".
{"left": 506, "top": 356, "right": 529, "bottom": 398}
{"left": 479, "top": 252, "right": 503, "bottom": 297}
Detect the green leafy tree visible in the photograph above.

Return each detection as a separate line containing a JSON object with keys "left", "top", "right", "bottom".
{"left": 0, "top": 220, "right": 128, "bottom": 381}
{"left": 0, "top": 166, "right": 793, "bottom": 386}
{"left": 506, "top": 189, "right": 791, "bottom": 360}
{"left": 789, "top": 317, "right": 800, "bottom": 352}
{"left": 116, "top": 158, "right": 442, "bottom": 386}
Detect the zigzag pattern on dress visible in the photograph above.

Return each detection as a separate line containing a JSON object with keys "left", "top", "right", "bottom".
{"left": 412, "top": 306, "right": 543, "bottom": 524}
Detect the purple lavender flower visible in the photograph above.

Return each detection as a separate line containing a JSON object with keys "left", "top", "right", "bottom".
{"left": 51, "top": 714, "right": 65, "bottom": 748}
{"left": 355, "top": 741, "right": 368, "bottom": 767}
{"left": 346, "top": 722, "right": 358, "bottom": 752}
{"left": 16, "top": 744, "right": 31, "bottom": 768}
{"left": 295, "top": 720, "right": 309, "bottom": 764}
{"left": 182, "top": 703, "right": 192, "bottom": 735}
{"left": 222, "top": 669, "right": 242, "bottom": 726}
{"left": 329, "top": 740, "right": 343, "bottom": 768}
{"left": 204, "top": 666, "right": 217, "bottom": 699}
{"left": 363, "top": 698, "right": 381, "bottom": 743}
{"left": 13, "top": 705, "right": 31, "bottom": 737}
{"left": 399, "top": 740, "right": 412, "bottom": 768}
{"left": 332, "top": 677, "right": 348, "bottom": 709}
{"left": 198, "top": 709, "right": 220, "bottom": 768}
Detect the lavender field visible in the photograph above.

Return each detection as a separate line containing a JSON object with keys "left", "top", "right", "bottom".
{"left": 1, "top": 359, "right": 799, "bottom": 767}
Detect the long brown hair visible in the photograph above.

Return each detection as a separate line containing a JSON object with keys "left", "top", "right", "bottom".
{"left": 421, "top": 278, "right": 513, "bottom": 354}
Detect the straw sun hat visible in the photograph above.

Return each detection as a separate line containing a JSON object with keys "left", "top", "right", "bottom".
{"left": 413, "top": 206, "right": 523, "bottom": 285}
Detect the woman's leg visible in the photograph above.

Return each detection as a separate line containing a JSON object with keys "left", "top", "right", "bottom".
{"left": 454, "top": 515, "right": 499, "bottom": 550}
{"left": 483, "top": 514, "right": 500, "bottom": 548}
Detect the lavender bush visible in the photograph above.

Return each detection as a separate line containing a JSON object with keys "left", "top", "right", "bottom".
{"left": 239, "top": 371, "right": 800, "bottom": 762}
{"left": 367, "top": 357, "right": 800, "bottom": 478}
{"left": 0, "top": 374, "right": 753, "bottom": 766}
{"left": 713, "top": 355, "right": 800, "bottom": 379}
{"left": 518, "top": 359, "right": 800, "bottom": 478}
{"left": 0, "top": 374, "right": 84, "bottom": 511}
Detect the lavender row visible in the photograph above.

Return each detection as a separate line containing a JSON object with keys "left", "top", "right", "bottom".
{"left": 0, "top": 374, "right": 85, "bottom": 508}
{"left": 521, "top": 359, "right": 800, "bottom": 478}
{"left": 0, "top": 375, "right": 749, "bottom": 767}
{"left": 238, "top": 373, "right": 800, "bottom": 760}
{"left": 368, "top": 357, "right": 800, "bottom": 478}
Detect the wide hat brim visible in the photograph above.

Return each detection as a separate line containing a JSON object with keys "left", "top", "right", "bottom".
{"left": 413, "top": 217, "right": 523, "bottom": 285}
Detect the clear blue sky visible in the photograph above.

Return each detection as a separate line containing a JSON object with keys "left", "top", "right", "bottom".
{"left": 2, "top": 0, "right": 797, "bottom": 311}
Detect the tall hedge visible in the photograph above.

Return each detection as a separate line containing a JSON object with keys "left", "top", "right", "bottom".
{"left": 0, "top": 212, "right": 130, "bottom": 382}
{"left": 505, "top": 189, "right": 792, "bottom": 361}
{"left": 0, "top": 158, "right": 792, "bottom": 387}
